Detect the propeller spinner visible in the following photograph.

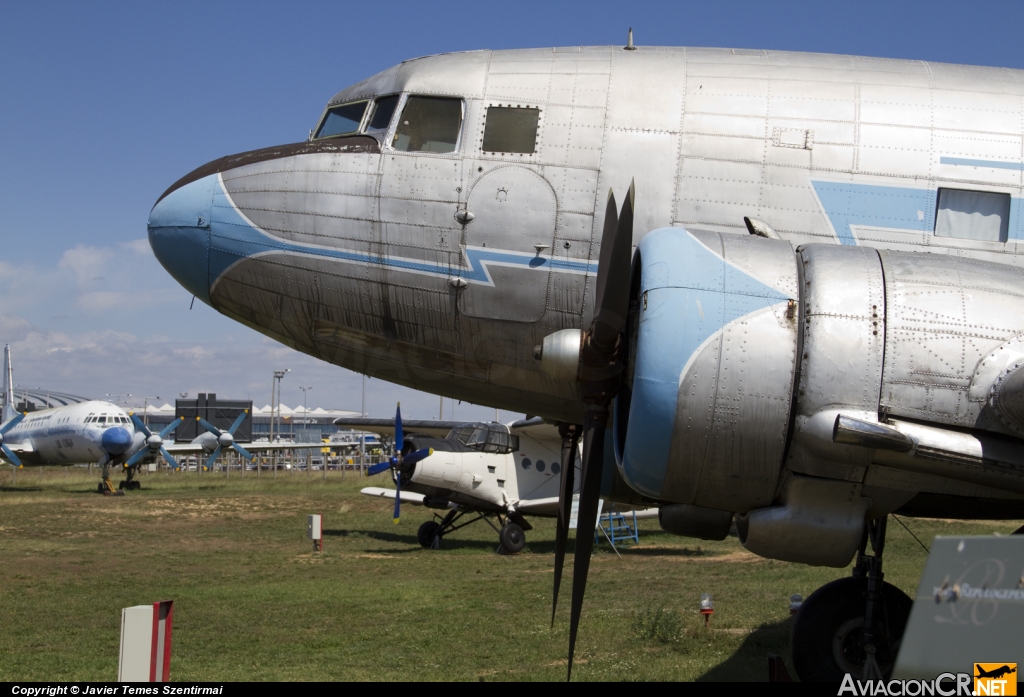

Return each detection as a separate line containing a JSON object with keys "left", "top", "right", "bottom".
{"left": 125, "top": 414, "right": 186, "bottom": 469}
{"left": 365, "top": 403, "right": 433, "bottom": 523}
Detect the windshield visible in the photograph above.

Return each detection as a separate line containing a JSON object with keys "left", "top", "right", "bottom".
{"left": 448, "top": 423, "right": 519, "bottom": 454}
{"left": 365, "top": 95, "right": 400, "bottom": 135}
{"left": 314, "top": 100, "right": 368, "bottom": 139}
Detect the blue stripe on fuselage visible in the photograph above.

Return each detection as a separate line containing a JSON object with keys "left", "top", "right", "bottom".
{"left": 206, "top": 174, "right": 597, "bottom": 289}
{"left": 813, "top": 180, "right": 1024, "bottom": 245}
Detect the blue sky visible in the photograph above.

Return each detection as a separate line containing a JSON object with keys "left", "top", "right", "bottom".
{"left": 2, "top": 0, "right": 1023, "bottom": 418}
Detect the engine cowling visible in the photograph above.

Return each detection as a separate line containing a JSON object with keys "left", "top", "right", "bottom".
{"left": 613, "top": 228, "right": 1024, "bottom": 567}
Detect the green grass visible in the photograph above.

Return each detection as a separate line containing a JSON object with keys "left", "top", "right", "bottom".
{"left": 0, "top": 466, "right": 1016, "bottom": 681}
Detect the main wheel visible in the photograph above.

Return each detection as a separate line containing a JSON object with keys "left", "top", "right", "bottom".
{"left": 791, "top": 576, "right": 912, "bottom": 682}
{"left": 417, "top": 521, "right": 441, "bottom": 549}
{"left": 499, "top": 523, "right": 526, "bottom": 554}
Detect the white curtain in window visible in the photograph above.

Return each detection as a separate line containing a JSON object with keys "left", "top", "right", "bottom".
{"left": 935, "top": 189, "right": 1010, "bottom": 242}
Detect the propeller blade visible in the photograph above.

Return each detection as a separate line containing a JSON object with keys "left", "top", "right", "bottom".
{"left": 2, "top": 443, "right": 23, "bottom": 467}
{"left": 204, "top": 446, "right": 222, "bottom": 472}
{"left": 402, "top": 447, "right": 433, "bottom": 467}
{"left": 124, "top": 447, "right": 150, "bottom": 468}
{"left": 159, "top": 416, "right": 185, "bottom": 439}
{"left": 566, "top": 418, "right": 607, "bottom": 681}
{"left": 159, "top": 447, "right": 179, "bottom": 470}
{"left": 393, "top": 468, "right": 402, "bottom": 523}
{"left": 129, "top": 413, "right": 153, "bottom": 438}
{"left": 0, "top": 412, "right": 26, "bottom": 434}
{"left": 230, "top": 442, "right": 253, "bottom": 460}
{"left": 591, "top": 182, "right": 635, "bottom": 348}
{"left": 227, "top": 410, "right": 248, "bottom": 435}
{"left": 395, "top": 402, "right": 404, "bottom": 454}
{"left": 196, "top": 417, "right": 222, "bottom": 437}
{"left": 366, "top": 461, "right": 391, "bottom": 476}
{"left": 591, "top": 190, "right": 617, "bottom": 318}
{"left": 551, "top": 423, "right": 580, "bottom": 627}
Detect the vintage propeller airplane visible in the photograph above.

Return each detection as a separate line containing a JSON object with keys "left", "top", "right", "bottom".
{"left": 337, "top": 404, "right": 605, "bottom": 554}
{"left": 148, "top": 42, "right": 1024, "bottom": 680}
{"left": 0, "top": 346, "right": 323, "bottom": 493}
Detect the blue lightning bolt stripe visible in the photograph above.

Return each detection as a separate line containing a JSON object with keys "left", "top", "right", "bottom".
{"left": 204, "top": 174, "right": 597, "bottom": 289}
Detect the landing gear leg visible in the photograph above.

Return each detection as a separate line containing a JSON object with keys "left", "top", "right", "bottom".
{"left": 97, "top": 463, "right": 122, "bottom": 496}
{"left": 118, "top": 465, "right": 141, "bottom": 491}
{"left": 791, "top": 516, "right": 912, "bottom": 682}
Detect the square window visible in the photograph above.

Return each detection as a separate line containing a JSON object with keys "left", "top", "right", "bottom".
{"left": 482, "top": 107, "right": 540, "bottom": 154}
{"left": 392, "top": 96, "right": 463, "bottom": 153}
{"left": 935, "top": 188, "right": 1010, "bottom": 243}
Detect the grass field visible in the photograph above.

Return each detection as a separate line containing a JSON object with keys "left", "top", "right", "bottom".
{"left": 0, "top": 466, "right": 1017, "bottom": 681}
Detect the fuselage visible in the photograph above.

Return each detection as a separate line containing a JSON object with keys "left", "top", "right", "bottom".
{"left": 149, "top": 46, "right": 1024, "bottom": 422}
{"left": 3, "top": 401, "right": 136, "bottom": 465}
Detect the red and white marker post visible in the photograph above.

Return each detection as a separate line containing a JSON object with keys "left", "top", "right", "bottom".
{"left": 117, "top": 600, "right": 174, "bottom": 682}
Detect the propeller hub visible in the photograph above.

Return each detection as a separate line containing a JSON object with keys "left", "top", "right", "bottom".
{"left": 535, "top": 329, "right": 583, "bottom": 381}
{"left": 147, "top": 434, "right": 163, "bottom": 449}
{"left": 218, "top": 432, "right": 234, "bottom": 448}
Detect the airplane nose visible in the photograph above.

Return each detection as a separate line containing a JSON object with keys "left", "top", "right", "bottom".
{"left": 148, "top": 175, "right": 215, "bottom": 304}
{"left": 101, "top": 426, "right": 133, "bottom": 455}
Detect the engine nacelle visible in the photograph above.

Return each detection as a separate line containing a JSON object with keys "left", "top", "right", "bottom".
{"left": 614, "top": 228, "right": 1024, "bottom": 567}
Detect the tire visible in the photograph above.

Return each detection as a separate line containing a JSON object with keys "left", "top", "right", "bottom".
{"left": 791, "top": 576, "right": 913, "bottom": 682}
{"left": 417, "top": 521, "right": 441, "bottom": 549}
{"left": 499, "top": 523, "right": 526, "bottom": 554}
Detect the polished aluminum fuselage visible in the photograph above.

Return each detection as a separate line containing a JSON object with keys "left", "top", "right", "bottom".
{"left": 150, "top": 46, "right": 1024, "bottom": 424}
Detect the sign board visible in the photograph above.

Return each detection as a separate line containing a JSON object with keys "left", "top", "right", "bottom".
{"left": 568, "top": 494, "right": 604, "bottom": 530}
{"left": 118, "top": 600, "right": 173, "bottom": 682}
{"left": 893, "top": 536, "right": 1024, "bottom": 681}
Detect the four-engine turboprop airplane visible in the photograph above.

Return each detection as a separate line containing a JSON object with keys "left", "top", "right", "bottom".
{"left": 339, "top": 404, "right": 598, "bottom": 553}
{"left": 148, "top": 43, "right": 1024, "bottom": 681}
{"left": 0, "top": 346, "right": 324, "bottom": 493}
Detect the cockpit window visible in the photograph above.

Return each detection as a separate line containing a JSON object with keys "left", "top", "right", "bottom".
{"left": 392, "top": 96, "right": 463, "bottom": 153}
{"left": 315, "top": 100, "right": 368, "bottom": 139}
{"left": 365, "top": 95, "right": 400, "bottom": 135}
{"left": 482, "top": 106, "right": 540, "bottom": 154}
{"left": 448, "top": 422, "right": 519, "bottom": 454}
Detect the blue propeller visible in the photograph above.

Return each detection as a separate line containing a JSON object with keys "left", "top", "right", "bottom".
{"left": 126, "top": 415, "right": 186, "bottom": 469}
{"left": 365, "top": 403, "right": 432, "bottom": 523}
{"left": 0, "top": 412, "right": 27, "bottom": 467}
{"left": 196, "top": 410, "right": 253, "bottom": 471}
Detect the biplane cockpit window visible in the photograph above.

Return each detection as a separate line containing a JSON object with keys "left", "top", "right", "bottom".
{"left": 449, "top": 422, "right": 519, "bottom": 454}
{"left": 482, "top": 106, "right": 540, "bottom": 154}
{"left": 392, "top": 96, "right": 463, "bottom": 153}
{"left": 314, "top": 100, "right": 368, "bottom": 139}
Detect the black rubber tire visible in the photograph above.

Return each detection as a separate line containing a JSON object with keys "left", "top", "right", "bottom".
{"left": 791, "top": 576, "right": 912, "bottom": 682}
{"left": 499, "top": 523, "right": 526, "bottom": 554}
{"left": 417, "top": 521, "right": 441, "bottom": 549}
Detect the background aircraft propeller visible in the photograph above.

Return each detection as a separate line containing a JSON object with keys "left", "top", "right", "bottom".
{"left": 552, "top": 183, "right": 635, "bottom": 680}
{"left": 125, "top": 414, "right": 186, "bottom": 469}
{"left": 0, "top": 412, "right": 26, "bottom": 466}
{"left": 365, "top": 403, "right": 432, "bottom": 523}
{"left": 196, "top": 411, "right": 253, "bottom": 471}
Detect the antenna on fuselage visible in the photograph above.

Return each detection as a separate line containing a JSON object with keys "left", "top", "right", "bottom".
{"left": 624, "top": 27, "right": 637, "bottom": 51}
{"left": 2, "top": 344, "right": 13, "bottom": 424}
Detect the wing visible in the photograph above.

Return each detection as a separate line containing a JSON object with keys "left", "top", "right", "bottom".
{"left": 509, "top": 416, "right": 561, "bottom": 442}
{"left": 333, "top": 417, "right": 462, "bottom": 439}
{"left": 360, "top": 486, "right": 426, "bottom": 505}
{"left": 162, "top": 442, "right": 327, "bottom": 454}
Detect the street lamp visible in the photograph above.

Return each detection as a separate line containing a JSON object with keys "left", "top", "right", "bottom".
{"left": 271, "top": 369, "right": 290, "bottom": 478}
{"left": 106, "top": 393, "right": 132, "bottom": 406}
{"left": 139, "top": 396, "right": 160, "bottom": 428}
{"left": 299, "top": 386, "right": 313, "bottom": 426}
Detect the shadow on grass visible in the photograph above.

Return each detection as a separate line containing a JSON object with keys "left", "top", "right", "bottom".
{"left": 0, "top": 485, "right": 44, "bottom": 492}
{"left": 696, "top": 617, "right": 794, "bottom": 682}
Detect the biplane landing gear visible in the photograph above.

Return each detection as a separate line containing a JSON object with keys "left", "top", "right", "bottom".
{"left": 118, "top": 464, "right": 142, "bottom": 491}
{"left": 416, "top": 509, "right": 531, "bottom": 554}
{"left": 96, "top": 463, "right": 124, "bottom": 496}
{"left": 791, "top": 517, "right": 912, "bottom": 682}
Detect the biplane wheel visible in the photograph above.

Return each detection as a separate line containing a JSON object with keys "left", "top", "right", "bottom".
{"left": 418, "top": 520, "right": 441, "bottom": 549}
{"left": 499, "top": 523, "right": 526, "bottom": 554}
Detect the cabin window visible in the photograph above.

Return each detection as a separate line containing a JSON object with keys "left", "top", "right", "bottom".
{"left": 482, "top": 106, "right": 540, "bottom": 154}
{"left": 365, "top": 95, "right": 400, "bottom": 135}
{"left": 934, "top": 188, "right": 1010, "bottom": 243}
{"left": 314, "top": 100, "right": 368, "bottom": 139}
{"left": 392, "top": 96, "right": 463, "bottom": 153}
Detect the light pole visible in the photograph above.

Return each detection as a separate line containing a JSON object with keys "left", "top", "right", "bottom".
{"left": 106, "top": 393, "right": 132, "bottom": 406}
{"left": 139, "top": 396, "right": 160, "bottom": 428}
{"left": 272, "top": 369, "right": 290, "bottom": 478}
{"left": 360, "top": 374, "right": 366, "bottom": 476}
{"left": 299, "top": 385, "right": 312, "bottom": 436}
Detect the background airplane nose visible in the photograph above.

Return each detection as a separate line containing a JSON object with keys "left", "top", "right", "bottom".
{"left": 147, "top": 175, "right": 215, "bottom": 304}
{"left": 101, "top": 426, "right": 133, "bottom": 455}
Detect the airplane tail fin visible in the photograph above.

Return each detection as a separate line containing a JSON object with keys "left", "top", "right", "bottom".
{"left": 2, "top": 344, "right": 13, "bottom": 424}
